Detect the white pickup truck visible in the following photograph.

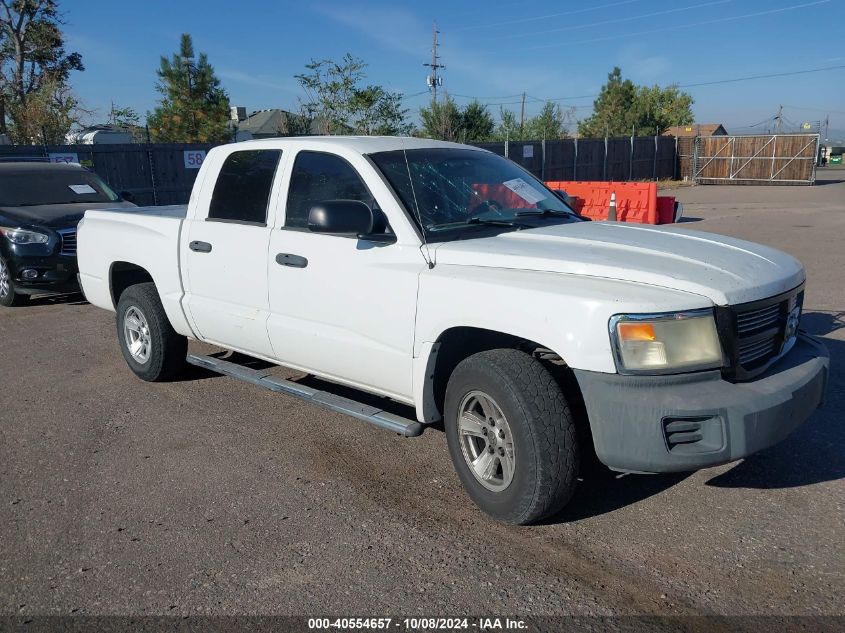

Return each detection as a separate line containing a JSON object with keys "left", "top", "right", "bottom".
{"left": 77, "top": 137, "right": 829, "bottom": 524}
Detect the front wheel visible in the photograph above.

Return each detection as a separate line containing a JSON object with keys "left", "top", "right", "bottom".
{"left": 0, "top": 256, "right": 27, "bottom": 307}
{"left": 445, "top": 349, "right": 580, "bottom": 524}
{"left": 116, "top": 282, "right": 187, "bottom": 382}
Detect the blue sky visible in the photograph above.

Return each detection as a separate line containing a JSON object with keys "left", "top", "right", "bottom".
{"left": 65, "top": 0, "right": 845, "bottom": 139}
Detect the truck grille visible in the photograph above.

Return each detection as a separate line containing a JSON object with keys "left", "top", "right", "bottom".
{"left": 57, "top": 228, "right": 77, "bottom": 256}
{"left": 716, "top": 285, "right": 803, "bottom": 381}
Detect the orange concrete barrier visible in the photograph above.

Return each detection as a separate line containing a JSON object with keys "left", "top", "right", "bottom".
{"left": 545, "top": 181, "right": 660, "bottom": 224}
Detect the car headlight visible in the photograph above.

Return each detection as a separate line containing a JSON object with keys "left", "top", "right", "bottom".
{"left": 610, "top": 309, "right": 723, "bottom": 373}
{"left": 0, "top": 227, "right": 50, "bottom": 244}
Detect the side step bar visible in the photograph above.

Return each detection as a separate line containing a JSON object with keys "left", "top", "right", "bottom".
{"left": 186, "top": 353, "right": 425, "bottom": 438}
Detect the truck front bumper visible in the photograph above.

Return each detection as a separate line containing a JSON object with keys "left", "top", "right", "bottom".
{"left": 574, "top": 333, "right": 829, "bottom": 473}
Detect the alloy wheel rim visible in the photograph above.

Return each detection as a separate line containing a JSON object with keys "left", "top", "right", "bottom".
{"left": 457, "top": 390, "right": 516, "bottom": 492}
{"left": 0, "top": 259, "right": 9, "bottom": 298}
{"left": 123, "top": 306, "right": 152, "bottom": 364}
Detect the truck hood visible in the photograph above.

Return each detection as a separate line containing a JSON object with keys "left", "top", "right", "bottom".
{"left": 0, "top": 201, "right": 136, "bottom": 229}
{"left": 432, "top": 222, "right": 804, "bottom": 306}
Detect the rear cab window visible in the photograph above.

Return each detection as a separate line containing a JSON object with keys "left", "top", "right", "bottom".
{"left": 208, "top": 149, "right": 282, "bottom": 225}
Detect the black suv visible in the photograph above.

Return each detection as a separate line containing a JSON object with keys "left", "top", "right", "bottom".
{"left": 0, "top": 161, "right": 135, "bottom": 306}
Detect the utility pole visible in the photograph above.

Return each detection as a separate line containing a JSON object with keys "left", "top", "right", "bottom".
{"left": 775, "top": 105, "right": 783, "bottom": 134}
{"left": 423, "top": 22, "right": 445, "bottom": 103}
{"left": 519, "top": 92, "right": 526, "bottom": 135}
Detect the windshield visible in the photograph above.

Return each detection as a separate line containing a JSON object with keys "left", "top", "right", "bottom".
{"left": 0, "top": 169, "right": 120, "bottom": 206}
{"left": 370, "top": 148, "right": 578, "bottom": 240}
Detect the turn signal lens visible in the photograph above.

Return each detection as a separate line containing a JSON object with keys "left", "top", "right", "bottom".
{"left": 618, "top": 322, "right": 656, "bottom": 342}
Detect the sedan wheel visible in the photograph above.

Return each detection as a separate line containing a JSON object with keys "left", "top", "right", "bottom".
{"left": 0, "top": 257, "right": 25, "bottom": 307}
{"left": 0, "top": 258, "right": 10, "bottom": 299}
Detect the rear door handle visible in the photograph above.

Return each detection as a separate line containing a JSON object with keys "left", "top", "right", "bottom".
{"left": 189, "top": 241, "right": 212, "bottom": 253}
{"left": 275, "top": 253, "right": 308, "bottom": 268}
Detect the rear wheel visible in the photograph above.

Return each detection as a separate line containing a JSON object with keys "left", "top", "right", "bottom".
{"left": 445, "top": 349, "right": 580, "bottom": 524}
{"left": 0, "top": 257, "right": 27, "bottom": 307}
{"left": 116, "top": 282, "right": 187, "bottom": 381}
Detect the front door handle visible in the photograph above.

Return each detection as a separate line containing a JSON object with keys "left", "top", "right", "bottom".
{"left": 189, "top": 240, "right": 212, "bottom": 253}
{"left": 275, "top": 253, "right": 308, "bottom": 268}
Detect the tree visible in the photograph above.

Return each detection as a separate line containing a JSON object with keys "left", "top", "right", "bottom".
{"left": 350, "top": 85, "right": 412, "bottom": 136}
{"left": 147, "top": 33, "right": 232, "bottom": 143}
{"left": 295, "top": 54, "right": 410, "bottom": 136}
{"left": 0, "top": 0, "right": 84, "bottom": 141}
{"left": 634, "top": 84, "right": 694, "bottom": 135}
{"left": 524, "top": 102, "right": 572, "bottom": 140}
{"left": 578, "top": 66, "right": 693, "bottom": 137}
{"left": 419, "top": 97, "right": 494, "bottom": 142}
{"left": 492, "top": 107, "right": 520, "bottom": 141}
{"left": 459, "top": 100, "right": 494, "bottom": 142}
{"left": 108, "top": 102, "right": 147, "bottom": 143}
{"left": 418, "top": 94, "right": 461, "bottom": 141}
{"left": 578, "top": 67, "right": 637, "bottom": 137}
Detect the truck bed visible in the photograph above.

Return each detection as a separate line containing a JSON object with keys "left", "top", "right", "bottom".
{"left": 77, "top": 204, "right": 192, "bottom": 336}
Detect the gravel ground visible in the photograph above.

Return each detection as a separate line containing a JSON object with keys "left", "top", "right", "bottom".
{"left": 1, "top": 171, "right": 843, "bottom": 624}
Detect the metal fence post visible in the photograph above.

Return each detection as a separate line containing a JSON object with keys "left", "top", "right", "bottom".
{"left": 653, "top": 134, "right": 658, "bottom": 180}
{"left": 541, "top": 138, "right": 546, "bottom": 181}
{"left": 629, "top": 131, "right": 634, "bottom": 180}
{"left": 573, "top": 137, "right": 578, "bottom": 181}
{"left": 147, "top": 144, "right": 158, "bottom": 206}
{"left": 674, "top": 135, "right": 679, "bottom": 180}
{"left": 603, "top": 136, "right": 608, "bottom": 181}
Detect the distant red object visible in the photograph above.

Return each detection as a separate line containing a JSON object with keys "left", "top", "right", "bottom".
{"left": 545, "top": 181, "right": 678, "bottom": 224}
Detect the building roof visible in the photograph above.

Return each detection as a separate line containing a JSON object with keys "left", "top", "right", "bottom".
{"left": 237, "top": 109, "right": 288, "bottom": 137}
{"left": 662, "top": 124, "right": 727, "bottom": 137}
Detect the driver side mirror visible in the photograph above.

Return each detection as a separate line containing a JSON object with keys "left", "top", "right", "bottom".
{"left": 307, "top": 200, "right": 395, "bottom": 242}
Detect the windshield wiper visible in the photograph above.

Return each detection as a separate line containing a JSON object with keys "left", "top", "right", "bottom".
{"left": 514, "top": 209, "right": 576, "bottom": 218}
{"left": 465, "top": 216, "right": 533, "bottom": 228}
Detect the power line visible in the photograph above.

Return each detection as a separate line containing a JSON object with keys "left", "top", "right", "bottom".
{"left": 501, "top": 0, "right": 732, "bottom": 41}
{"left": 780, "top": 105, "right": 845, "bottom": 116}
{"left": 442, "top": 64, "right": 845, "bottom": 110}
{"left": 517, "top": 0, "right": 831, "bottom": 51}
{"left": 400, "top": 90, "right": 432, "bottom": 101}
{"left": 453, "top": 0, "right": 644, "bottom": 32}
{"left": 675, "top": 64, "right": 845, "bottom": 88}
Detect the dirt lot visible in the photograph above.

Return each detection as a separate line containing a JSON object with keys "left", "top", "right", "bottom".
{"left": 1, "top": 170, "right": 843, "bottom": 624}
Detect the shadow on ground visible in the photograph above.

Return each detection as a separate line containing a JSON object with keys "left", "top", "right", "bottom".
{"left": 25, "top": 292, "right": 87, "bottom": 307}
{"left": 707, "top": 311, "right": 843, "bottom": 490}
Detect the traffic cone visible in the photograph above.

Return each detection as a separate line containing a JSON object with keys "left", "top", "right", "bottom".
{"left": 608, "top": 192, "right": 617, "bottom": 221}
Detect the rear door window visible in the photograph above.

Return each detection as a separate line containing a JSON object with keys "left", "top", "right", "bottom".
{"left": 208, "top": 150, "right": 282, "bottom": 225}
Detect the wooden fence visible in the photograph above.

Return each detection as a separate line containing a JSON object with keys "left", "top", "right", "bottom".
{"left": 693, "top": 134, "right": 819, "bottom": 185}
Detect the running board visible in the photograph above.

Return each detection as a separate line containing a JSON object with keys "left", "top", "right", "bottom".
{"left": 186, "top": 353, "right": 425, "bottom": 437}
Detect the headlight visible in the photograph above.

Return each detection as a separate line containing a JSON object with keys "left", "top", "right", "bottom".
{"left": 610, "top": 310, "right": 723, "bottom": 373}
{"left": 0, "top": 227, "right": 50, "bottom": 245}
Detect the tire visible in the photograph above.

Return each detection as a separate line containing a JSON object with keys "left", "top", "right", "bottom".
{"left": 116, "top": 282, "right": 187, "bottom": 382}
{"left": 444, "top": 349, "right": 580, "bottom": 524}
{"left": 0, "top": 256, "right": 27, "bottom": 307}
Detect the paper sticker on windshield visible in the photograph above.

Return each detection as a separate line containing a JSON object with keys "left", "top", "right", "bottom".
{"left": 502, "top": 178, "right": 546, "bottom": 205}
{"left": 69, "top": 184, "right": 96, "bottom": 195}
